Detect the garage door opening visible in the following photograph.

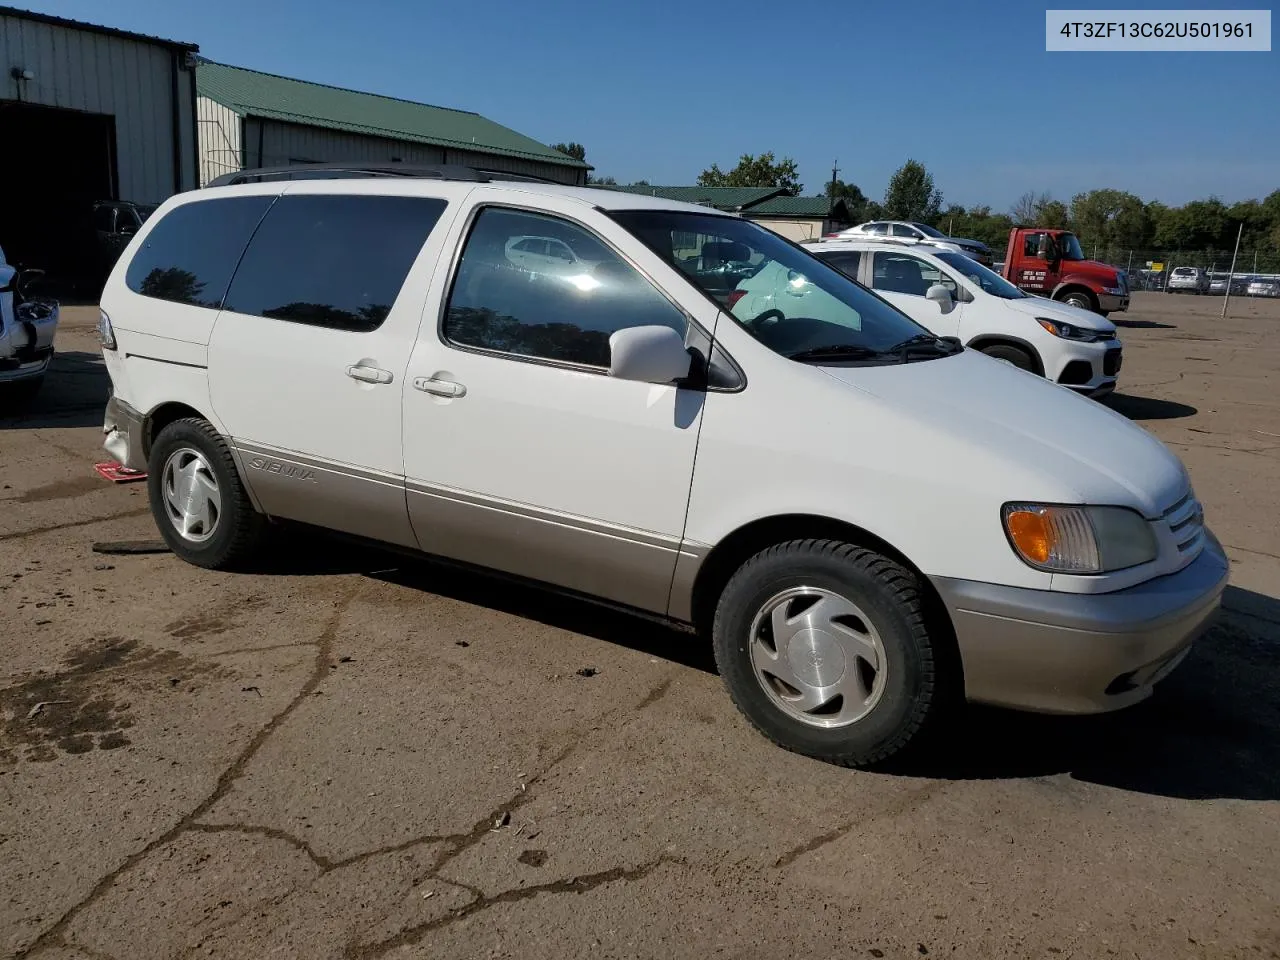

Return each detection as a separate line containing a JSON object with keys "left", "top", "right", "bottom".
{"left": 0, "top": 101, "right": 116, "bottom": 297}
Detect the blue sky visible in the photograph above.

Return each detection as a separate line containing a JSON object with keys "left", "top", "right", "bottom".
{"left": 23, "top": 0, "right": 1279, "bottom": 210}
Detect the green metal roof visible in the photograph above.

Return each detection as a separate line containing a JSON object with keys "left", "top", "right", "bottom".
{"left": 602, "top": 185, "right": 785, "bottom": 210}
{"left": 748, "top": 196, "right": 836, "bottom": 217}
{"left": 196, "top": 61, "right": 587, "bottom": 169}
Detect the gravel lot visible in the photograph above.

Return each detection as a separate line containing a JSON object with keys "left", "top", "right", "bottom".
{"left": 2, "top": 292, "right": 1278, "bottom": 959}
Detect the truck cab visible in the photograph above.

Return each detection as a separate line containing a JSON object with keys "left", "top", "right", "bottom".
{"left": 1001, "top": 228, "right": 1129, "bottom": 317}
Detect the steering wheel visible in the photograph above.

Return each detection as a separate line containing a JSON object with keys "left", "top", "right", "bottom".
{"left": 744, "top": 308, "right": 785, "bottom": 331}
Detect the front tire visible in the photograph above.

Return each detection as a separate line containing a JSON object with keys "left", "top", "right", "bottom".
{"left": 980, "top": 343, "right": 1037, "bottom": 373}
{"left": 147, "top": 418, "right": 265, "bottom": 569}
{"left": 1060, "top": 291, "right": 1096, "bottom": 312}
{"left": 712, "top": 540, "right": 949, "bottom": 767}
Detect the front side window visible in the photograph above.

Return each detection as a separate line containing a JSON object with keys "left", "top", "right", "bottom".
{"left": 443, "top": 207, "right": 688, "bottom": 369}
{"left": 125, "top": 196, "right": 274, "bottom": 309}
{"left": 613, "top": 210, "right": 940, "bottom": 363}
{"left": 863, "top": 222, "right": 889, "bottom": 235}
{"left": 872, "top": 252, "right": 950, "bottom": 297}
{"left": 224, "top": 194, "right": 447, "bottom": 332}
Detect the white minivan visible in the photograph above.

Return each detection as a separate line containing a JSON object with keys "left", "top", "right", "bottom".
{"left": 804, "top": 239, "right": 1122, "bottom": 397}
{"left": 98, "top": 165, "right": 1226, "bottom": 767}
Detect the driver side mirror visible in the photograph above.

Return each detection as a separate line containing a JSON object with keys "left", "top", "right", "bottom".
{"left": 926, "top": 283, "right": 955, "bottom": 314}
{"left": 608, "top": 325, "right": 691, "bottom": 385}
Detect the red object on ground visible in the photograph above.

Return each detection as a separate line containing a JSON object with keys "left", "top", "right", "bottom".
{"left": 94, "top": 462, "right": 148, "bottom": 483}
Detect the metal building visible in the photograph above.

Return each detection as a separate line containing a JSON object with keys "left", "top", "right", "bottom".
{"left": 196, "top": 61, "right": 590, "bottom": 187}
{"left": 0, "top": 6, "right": 199, "bottom": 288}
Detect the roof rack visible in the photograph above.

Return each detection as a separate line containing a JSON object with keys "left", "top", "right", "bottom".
{"left": 206, "top": 162, "right": 565, "bottom": 188}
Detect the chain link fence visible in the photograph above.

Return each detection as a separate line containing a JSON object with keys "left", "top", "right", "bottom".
{"left": 1087, "top": 246, "right": 1280, "bottom": 292}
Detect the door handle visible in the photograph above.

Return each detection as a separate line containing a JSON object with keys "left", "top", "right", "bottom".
{"left": 413, "top": 376, "right": 466, "bottom": 398}
{"left": 347, "top": 364, "right": 393, "bottom": 384}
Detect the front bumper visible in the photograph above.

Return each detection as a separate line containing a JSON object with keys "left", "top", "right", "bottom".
{"left": 0, "top": 299, "right": 59, "bottom": 382}
{"left": 1097, "top": 292, "right": 1129, "bottom": 313}
{"left": 103, "top": 393, "right": 147, "bottom": 470}
{"left": 931, "top": 534, "right": 1228, "bottom": 714}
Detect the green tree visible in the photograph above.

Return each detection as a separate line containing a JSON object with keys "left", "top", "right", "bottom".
{"left": 1069, "top": 189, "right": 1150, "bottom": 253}
{"left": 825, "top": 179, "right": 870, "bottom": 220}
{"left": 883, "top": 160, "right": 942, "bottom": 222}
{"left": 697, "top": 153, "right": 802, "bottom": 195}
{"left": 550, "top": 142, "right": 586, "bottom": 162}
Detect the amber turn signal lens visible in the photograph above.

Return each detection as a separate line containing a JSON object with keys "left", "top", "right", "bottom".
{"left": 1005, "top": 508, "right": 1053, "bottom": 564}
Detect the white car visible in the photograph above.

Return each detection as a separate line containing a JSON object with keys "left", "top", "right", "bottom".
{"left": 1246, "top": 277, "right": 1280, "bottom": 298}
{"left": 802, "top": 239, "right": 1123, "bottom": 398}
{"left": 98, "top": 164, "right": 1226, "bottom": 767}
{"left": 1, "top": 244, "right": 60, "bottom": 400}
{"left": 827, "top": 221, "right": 994, "bottom": 266}
{"left": 1167, "top": 266, "right": 1209, "bottom": 294}
{"left": 503, "top": 234, "right": 590, "bottom": 274}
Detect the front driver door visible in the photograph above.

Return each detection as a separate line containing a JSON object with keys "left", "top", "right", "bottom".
{"left": 866, "top": 251, "right": 963, "bottom": 336}
{"left": 401, "top": 197, "right": 709, "bottom": 614}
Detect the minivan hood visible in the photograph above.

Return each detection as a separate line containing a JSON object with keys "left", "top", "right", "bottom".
{"left": 1001, "top": 294, "right": 1117, "bottom": 333}
{"left": 817, "top": 350, "right": 1186, "bottom": 517}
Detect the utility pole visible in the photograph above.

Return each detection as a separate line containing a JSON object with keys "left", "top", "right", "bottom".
{"left": 827, "top": 159, "right": 839, "bottom": 218}
{"left": 1222, "top": 222, "right": 1243, "bottom": 319}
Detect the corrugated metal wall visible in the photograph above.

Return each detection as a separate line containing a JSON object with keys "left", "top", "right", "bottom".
{"left": 197, "top": 95, "right": 241, "bottom": 185}
{"left": 0, "top": 12, "right": 197, "bottom": 201}
{"left": 238, "top": 117, "right": 584, "bottom": 185}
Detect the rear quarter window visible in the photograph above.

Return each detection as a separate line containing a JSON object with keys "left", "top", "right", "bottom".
{"left": 125, "top": 196, "right": 275, "bottom": 308}
{"left": 222, "top": 194, "right": 447, "bottom": 332}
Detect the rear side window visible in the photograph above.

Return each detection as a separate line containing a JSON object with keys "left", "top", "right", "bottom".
{"left": 816, "top": 251, "right": 862, "bottom": 278}
{"left": 863, "top": 222, "right": 889, "bottom": 235}
{"left": 125, "top": 196, "right": 274, "bottom": 308}
{"left": 224, "top": 194, "right": 447, "bottom": 332}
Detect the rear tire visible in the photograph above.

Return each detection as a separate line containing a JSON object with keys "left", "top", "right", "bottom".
{"left": 712, "top": 539, "right": 950, "bottom": 767}
{"left": 147, "top": 417, "right": 265, "bottom": 570}
{"left": 980, "top": 343, "right": 1037, "bottom": 373}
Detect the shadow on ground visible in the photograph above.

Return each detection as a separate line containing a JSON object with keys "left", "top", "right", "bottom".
{"left": 1114, "top": 319, "right": 1176, "bottom": 329}
{"left": 0, "top": 351, "right": 109, "bottom": 429}
{"left": 1106, "top": 392, "right": 1198, "bottom": 420}
{"left": 260, "top": 532, "right": 1276, "bottom": 801}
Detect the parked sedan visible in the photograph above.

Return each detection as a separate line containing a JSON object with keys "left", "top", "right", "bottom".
{"left": 827, "top": 221, "right": 994, "bottom": 267}
{"left": 1208, "top": 274, "right": 1251, "bottom": 295}
{"left": 1247, "top": 277, "right": 1280, "bottom": 298}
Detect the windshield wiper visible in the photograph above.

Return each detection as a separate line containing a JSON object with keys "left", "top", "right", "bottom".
{"left": 885, "top": 333, "right": 962, "bottom": 361}
{"left": 787, "top": 344, "right": 886, "bottom": 363}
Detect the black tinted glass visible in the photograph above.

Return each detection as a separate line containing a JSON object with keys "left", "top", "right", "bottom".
{"left": 125, "top": 196, "right": 273, "bottom": 309}
{"left": 818, "top": 251, "right": 862, "bottom": 277}
{"left": 444, "top": 208, "right": 686, "bottom": 368}
{"left": 224, "top": 194, "right": 447, "bottom": 332}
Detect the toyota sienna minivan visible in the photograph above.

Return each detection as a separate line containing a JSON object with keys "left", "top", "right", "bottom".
{"left": 97, "top": 164, "right": 1227, "bottom": 766}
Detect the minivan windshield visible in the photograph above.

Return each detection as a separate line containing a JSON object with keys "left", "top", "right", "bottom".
{"left": 612, "top": 210, "right": 953, "bottom": 364}
{"left": 934, "top": 251, "right": 1027, "bottom": 299}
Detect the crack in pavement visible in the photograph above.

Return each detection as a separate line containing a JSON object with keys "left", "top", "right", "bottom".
{"left": 15, "top": 585, "right": 360, "bottom": 958}
{"left": 1225, "top": 543, "right": 1280, "bottom": 563}
{"left": 773, "top": 781, "right": 948, "bottom": 869}
{"left": 346, "top": 857, "right": 679, "bottom": 958}
{"left": 0, "top": 507, "right": 152, "bottom": 543}
{"left": 207, "top": 641, "right": 314, "bottom": 659}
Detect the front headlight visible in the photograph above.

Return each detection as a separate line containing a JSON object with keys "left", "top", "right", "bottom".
{"left": 1103, "top": 286, "right": 1124, "bottom": 296}
{"left": 1036, "top": 317, "right": 1103, "bottom": 341}
{"left": 1003, "top": 503, "right": 1158, "bottom": 573}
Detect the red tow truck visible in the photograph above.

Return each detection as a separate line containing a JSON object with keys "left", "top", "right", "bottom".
{"left": 1001, "top": 228, "right": 1130, "bottom": 317}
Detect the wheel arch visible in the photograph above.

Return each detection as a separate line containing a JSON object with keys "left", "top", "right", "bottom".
{"left": 686, "top": 514, "right": 960, "bottom": 675}
{"left": 143, "top": 401, "right": 210, "bottom": 459}
{"left": 1051, "top": 283, "right": 1099, "bottom": 312}
{"left": 964, "top": 335, "right": 1045, "bottom": 376}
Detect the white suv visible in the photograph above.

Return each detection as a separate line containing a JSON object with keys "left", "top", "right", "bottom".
{"left": 805, "top": 239, "right": 1123, "bottom": 398}
{"left": 98, "top": 164, "right": 1226, "bottom": 766}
